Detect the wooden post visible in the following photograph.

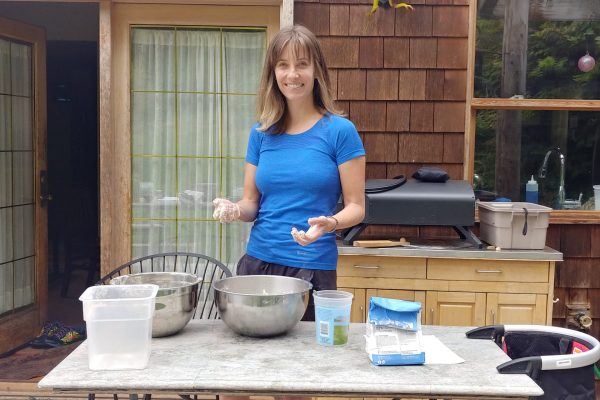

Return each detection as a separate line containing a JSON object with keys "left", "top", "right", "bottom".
{"left": 99, "top": 0, "right": 112, "bottom": 276}
{"left": 495, "top": 0, "right": 528, "bottom": 201}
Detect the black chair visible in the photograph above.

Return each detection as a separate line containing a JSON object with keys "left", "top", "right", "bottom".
{"left": 88, "top": 252, "right": 233, "bottom": 400}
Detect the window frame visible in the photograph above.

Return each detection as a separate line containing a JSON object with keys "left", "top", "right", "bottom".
{"left": 464, "top": 0, "right": 600, "bottom": 223}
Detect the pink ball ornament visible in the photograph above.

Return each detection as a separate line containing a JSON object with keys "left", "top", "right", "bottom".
{"left": 578, "top": 53, "right": 596, "bottom": 72}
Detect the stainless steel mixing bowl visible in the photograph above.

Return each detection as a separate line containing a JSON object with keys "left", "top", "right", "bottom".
{"left": 110, "top": 272, "right": 201, "bottom": 337}
{"left": 212, "top": 275, "right": 312, "bottom": 337}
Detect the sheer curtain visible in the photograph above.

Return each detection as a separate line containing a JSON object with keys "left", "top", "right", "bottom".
{"left": 130, "top": 27, "right": 265, "bottom": 272}
{"left": 0, "top": 39, "right": 35, "bottom": 315}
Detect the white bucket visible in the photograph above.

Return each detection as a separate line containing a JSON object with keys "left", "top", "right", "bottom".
{"left": 313, "top": 290, "right": 353, "bottom": 346}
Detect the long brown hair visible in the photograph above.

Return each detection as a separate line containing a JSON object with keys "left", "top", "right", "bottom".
{"left": 255, "top": 25, "right": 343, "bottom": 133}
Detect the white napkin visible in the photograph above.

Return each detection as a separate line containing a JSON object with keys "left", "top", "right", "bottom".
{"left": 422, "top": 335, "right": 465, "bottom": 364}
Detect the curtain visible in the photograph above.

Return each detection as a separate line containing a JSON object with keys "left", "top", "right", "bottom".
{"left": 0, "top": 39, "right": 35, "bottom": 315}
{"left": 130, "top": 27, "right": 265, "bottom": 273}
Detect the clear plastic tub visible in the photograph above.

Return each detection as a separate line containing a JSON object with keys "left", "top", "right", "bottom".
{"left": 478, "top": 202, "right": 552, "bottom": 249}
{"left": 313, "top": 290, "right": 353, "bottom": 346}
{"left": 79, "top": 284, "right": 159, "bottom": 370}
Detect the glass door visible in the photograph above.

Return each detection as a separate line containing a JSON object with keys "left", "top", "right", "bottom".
{"left": 0, "top": 16, "right": 48, "bottom": 354}
{"left": 129, "top": 27, "right": 265, "bottom": 271}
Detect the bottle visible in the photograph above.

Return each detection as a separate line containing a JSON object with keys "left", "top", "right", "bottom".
{"left": 525, "top": 175, "right": 538, "bottom": 203}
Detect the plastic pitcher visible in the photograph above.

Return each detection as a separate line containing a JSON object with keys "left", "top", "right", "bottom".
{"left": 313, "top": 290, "right": 353, "bottom": 346}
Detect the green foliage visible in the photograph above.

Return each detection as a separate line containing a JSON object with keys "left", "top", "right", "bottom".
{"left": 475, "top": 19, "right": 600, "bottom": 99}
{"left": 474, "top": 14, "right": 600, "bottom": 204}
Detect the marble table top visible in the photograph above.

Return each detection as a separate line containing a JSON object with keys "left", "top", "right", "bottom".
{"left": 39, "top": 320, "right": 543, "bottom": 399}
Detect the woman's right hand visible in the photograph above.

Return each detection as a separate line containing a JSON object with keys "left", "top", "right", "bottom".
{"left": 212, "top": 198, "right": 241, "bottom": 223}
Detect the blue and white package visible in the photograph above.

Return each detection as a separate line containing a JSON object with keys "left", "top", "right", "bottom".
{"left": 365, "top": 297, "right": 425, "bottom": 366}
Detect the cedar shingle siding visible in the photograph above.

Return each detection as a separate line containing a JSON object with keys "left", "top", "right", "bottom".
{"left": 295, "top": 0, "right": 467, "bottom": 179}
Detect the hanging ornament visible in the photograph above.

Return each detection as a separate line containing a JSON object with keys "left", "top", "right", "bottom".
{"left": 578, "top": 52, "right": 596, "bottom": 72}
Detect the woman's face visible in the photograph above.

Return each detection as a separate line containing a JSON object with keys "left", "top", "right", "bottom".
{"left": 274, "top": 44, "right": 315, "bottom": 106}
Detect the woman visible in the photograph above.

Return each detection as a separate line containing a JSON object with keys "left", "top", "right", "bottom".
{"left": 213, "top": 24, "right": 365, "bottom": 321}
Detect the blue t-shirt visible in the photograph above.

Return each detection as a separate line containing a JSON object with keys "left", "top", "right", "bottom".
{"left": 245, "top": 114, "right": 365, "bottom": 270}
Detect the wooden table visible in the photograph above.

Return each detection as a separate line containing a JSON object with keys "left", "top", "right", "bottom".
{"left": 38, "top": 320, "right": 543, "bottom": 399}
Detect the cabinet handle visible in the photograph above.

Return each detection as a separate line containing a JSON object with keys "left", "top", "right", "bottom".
{"left": 490, "top": 310, "right": 496, "bottom": 324}
{"left": 353, "top": 265, "right": 380, "bottom": 269}
{"left": 476, "top": 269, "right": 503, "bottom": 273}
{"left": 430, "top": 308, "right": 434, "bottom": 323}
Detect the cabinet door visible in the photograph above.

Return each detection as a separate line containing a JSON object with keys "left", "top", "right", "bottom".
{"left": 486, "top": 293, "right": 547, "bottom": 325}
{"left": 366, "top": 289, "right": 426, "bottom": 324}
{"left": 338, "top": 287, "right": 367, "bottom": 322}
{"left": 426, "top": 291, "right": 486, "bottom": 326}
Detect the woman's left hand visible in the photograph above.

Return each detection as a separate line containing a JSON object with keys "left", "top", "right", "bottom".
{"left": 291, "top": 216, "right": 335, "bottom": 246}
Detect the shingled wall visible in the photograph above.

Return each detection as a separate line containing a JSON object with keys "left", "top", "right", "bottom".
{"left": 294, "top": 0, "right": 600, "bottom": 356}
{"left": 295, "top": 0, "right": 469, "bottom": 180}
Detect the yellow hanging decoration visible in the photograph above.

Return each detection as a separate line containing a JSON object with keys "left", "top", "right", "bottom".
{"left": 368, "top": 0, "right": 413, "bottom": 16}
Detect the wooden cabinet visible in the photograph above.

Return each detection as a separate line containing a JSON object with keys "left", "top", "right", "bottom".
{"left": 486, "top": 293, "right": 547, "bottom": 325}
{"left": 337, "top": 253, "right": 556, "bottom": 326}
{"left": 425, "top": 291, "right": 486, "bottom": 326}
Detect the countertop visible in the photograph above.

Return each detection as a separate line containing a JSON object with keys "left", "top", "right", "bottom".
{"left": 39, "top": 320, "right": 543, "bottom": 399}
{"left": 338, "top": 242, "right": 563, "bottom": 261}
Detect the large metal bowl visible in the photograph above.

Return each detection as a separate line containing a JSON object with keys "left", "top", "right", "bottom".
{"left": 110, "top": 272, "right": 201, "bottom": 337}
{"left": 212, "top": 275, "right": 312, "bottom": 337}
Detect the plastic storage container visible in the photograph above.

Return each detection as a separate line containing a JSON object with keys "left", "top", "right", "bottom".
{"left": 478, "top": 202, "right": 552, "bottom": 249}
{"left": 313, "top": 290, "right": 353, "bottom": 346}
{"left": 79, "top": 284, "right": 159, "bottom": 370}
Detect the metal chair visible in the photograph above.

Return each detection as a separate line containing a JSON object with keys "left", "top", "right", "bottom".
{"left": 98, "top": 252, "right": 232, "bottom": 319}
{"left": 88, "top": 252, "right": 233, "bottom": 400}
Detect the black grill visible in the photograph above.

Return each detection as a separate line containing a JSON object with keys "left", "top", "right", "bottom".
{"left": 340, "top": 179, "right": 481, "bottom": 247}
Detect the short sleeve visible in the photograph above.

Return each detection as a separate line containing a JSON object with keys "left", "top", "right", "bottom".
{"left": 245, "top": 125, "right": 261, "bottom": 166}
{"left": 335, "top": 119, "right": 366, "bottom": 166}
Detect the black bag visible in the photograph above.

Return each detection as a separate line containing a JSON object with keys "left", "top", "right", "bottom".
{"left": 412, "top": 166, "right": 449, "bottom": 182}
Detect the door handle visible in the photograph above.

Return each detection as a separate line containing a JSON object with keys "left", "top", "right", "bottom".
{"left": 40, "top": 170, "right": 53, "bottom": 206}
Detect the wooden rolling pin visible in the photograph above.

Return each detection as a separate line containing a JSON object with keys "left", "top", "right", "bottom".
{"left": 353, "top": 238, "right": 410, "bottom": 248}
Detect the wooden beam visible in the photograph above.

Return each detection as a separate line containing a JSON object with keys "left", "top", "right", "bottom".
{"left": 463, "top": 0, "right": 478, "bottom": 181}
{"left": 99, "top": 0, "right": 112, "bottom": 276}
{"left": 495, "top": 0, "right": 528, "bottom": 201}
{"left": 472, "top": 98, "right": 600, "bottom": 110}
{"left": 280, "top": 0, "right": 293, "bottom": 27}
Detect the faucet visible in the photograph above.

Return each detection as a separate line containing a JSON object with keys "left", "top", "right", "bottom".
{"left": 538, "top": 147, "right": 565, "bottom": 209}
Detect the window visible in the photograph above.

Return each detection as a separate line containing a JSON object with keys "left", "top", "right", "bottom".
{"left": 469, "top": 0, "right": 600, "bottom": 216}
{"left": 0, "top": 39, "right": 35, "bottom": 315}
